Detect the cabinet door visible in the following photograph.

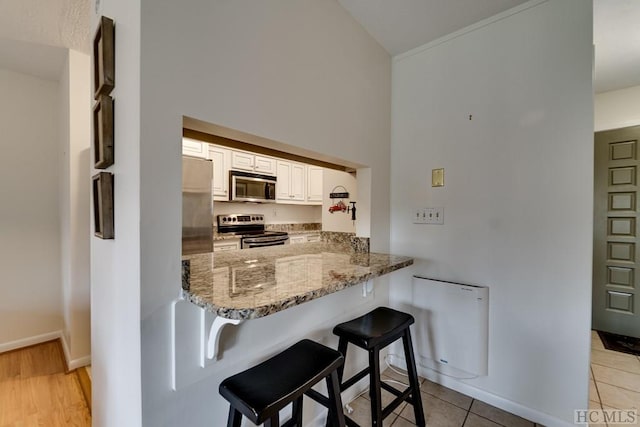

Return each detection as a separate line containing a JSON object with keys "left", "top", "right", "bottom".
{"left": 289, "top": 235, "right": 307, "bottom": 244}
{"left": 254, "top": 155, "right": 277, "bottom": 175}
{"left": 213, "top": 240, "right": 240, "bottom": 252}
{"left": 276, "top": 161, "right": 293, "bottom": 201}
{"left": 290, "top": 163, "right": 305, "bottom": 201}
{"left": 231, "top": 151, "right": 254, "bottom": 171}
{"left": 207, "top": 146, "right": 230, "bottom": 200}
{"left": 182, "top": 138, "right": 207, "bottom": 158}
{"left": 306, "top": 166, "right": 323, "bottom": 204}
{"left": 306, "top": 234, "right": 321, "bottom": 242}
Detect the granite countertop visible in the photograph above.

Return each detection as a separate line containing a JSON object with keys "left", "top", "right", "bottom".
{"left": 182, "top": 243, "right": 413, "bottom": 320}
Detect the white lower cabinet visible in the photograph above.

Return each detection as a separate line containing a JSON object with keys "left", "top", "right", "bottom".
{"left": 306, "top": 234, "right": 321, "bottom": 242}
{"left": 289, "top": 235, "right": 307, "bottom": 244}
{"left": 213, "top": 240, "right": 240, "bottom": 252}
{"left": 289, "top": 233, "right": 321, "bottom": 244}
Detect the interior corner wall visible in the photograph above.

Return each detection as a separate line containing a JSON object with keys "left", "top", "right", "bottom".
{"left": 0, "top": 68, "right": 63, "bottom": 349}
{"left": 390, "top": 1, "right": 593, "bottom": 425}
{"left": 595, "top": 85, "right": 640, "bottom": 131}
{"left": 137, "top": 0, "right": 390, "bottom": 425}
{"left": 59, "top": 49, "right": 92, "bottom": 367}
{"left": 90, "top": 0, "right": 143, "bottom": 425}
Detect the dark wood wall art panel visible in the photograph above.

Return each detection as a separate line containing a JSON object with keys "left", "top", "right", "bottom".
{"left": 93, "top": 16, "right": 115, "bottom": 99}
{"left": 93, "top": 172, "right": 114, "bottom": 239}
{"left": 93, "top": 94, "right": 114, "bottom": 169}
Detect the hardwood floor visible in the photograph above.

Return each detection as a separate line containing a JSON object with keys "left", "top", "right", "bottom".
{"left": 0, "top": 340, "right": 91, "bottom": 426}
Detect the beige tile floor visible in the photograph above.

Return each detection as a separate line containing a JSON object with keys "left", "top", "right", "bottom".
{"left": 344, "top": 367, "right": 542, "bottom": 427}
{"left": 344, "top": 332, "right": 640, "bottom": 427}
{"left": 589, "top": 330, "right": 640, "bottom": 423}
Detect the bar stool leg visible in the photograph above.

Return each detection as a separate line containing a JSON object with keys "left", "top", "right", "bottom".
{"left": 402, "top": 330, "right": 425, "bottom": 427}
{"left": 226, "top": 407, "right": 242, "bottom": 427}
{"left": 326, "top": 370, "right": 346, "bottom": 427}
{"left": 368, "top": 348, "right": 383, "bottom": 427}
{"left": 336, "top": 338, "right": 348, "bottom": 385}
{"left": 292, "top": 396, "right": 303, "bottom": 426}
{"left": 264, "top": 413, "right": 280, "bottom": 427}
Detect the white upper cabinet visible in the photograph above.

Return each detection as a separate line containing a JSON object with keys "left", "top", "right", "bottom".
{"left": 254, "top": 155, "right": 277, "bottom": 175}
{"left": 231, "top": 151, "right": 254, "bottom": 171}
{"left": 202, "top": 143, "right": 323, "bottom": 205}
{"left": 276, "top": 160, "right": 305, "bottom": 203}
{"left": 231, "top": 150, "right": 276, "bottom": 175}
{"left": 306, "top": 166, "right": 323, "bottom": 204}
{"left": 207, "top": 145, "right": 231, "bottom": 201}
{"left": 182, "top": 137, "right": 207, "bottom": 158}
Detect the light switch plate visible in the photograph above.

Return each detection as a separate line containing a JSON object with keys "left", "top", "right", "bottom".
{"left": 413, "top": 208, "right": 444, "bottom": 224}
{"left": 432, "top": 168, "right": 444, "bottom": 187}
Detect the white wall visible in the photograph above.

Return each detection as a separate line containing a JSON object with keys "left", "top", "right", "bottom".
{"left": 0, "top": 68, "right": 63, "bottom": 350}
{"left": 390, "top": 1, "right": 593, "bottom": 426}
{"left": 58, "top": 49, "right": 92, "bottom": 368}
{"left": 132, "top": 0, "right": 391, "bottom": 426}
{"left": 322, "top": 169, "right": 358, "bottom": 233}
{"left": 214, "top": 202, "right": 321, "bottom": 225}
{"left": 90, "top": 0, "right": 143, "bottom": 425}
{"left": 595, "top": 84, "right": 640, "bottom": 131}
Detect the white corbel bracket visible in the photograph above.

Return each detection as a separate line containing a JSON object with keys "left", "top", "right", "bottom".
{"left": 206, "top": 316, "right": 243, "bottom": 360}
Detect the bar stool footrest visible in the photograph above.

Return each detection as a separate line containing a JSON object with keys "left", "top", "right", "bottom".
{"left": 341, "top": 366, "right": 369, "bottom": 391}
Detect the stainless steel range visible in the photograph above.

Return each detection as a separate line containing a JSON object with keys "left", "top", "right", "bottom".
{"left": 217, "top": 214, "right": 289, "bottom": 249}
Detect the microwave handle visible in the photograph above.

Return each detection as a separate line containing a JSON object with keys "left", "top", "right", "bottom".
{"left": 265, "top": 182, "right": 271, "bottom": 200}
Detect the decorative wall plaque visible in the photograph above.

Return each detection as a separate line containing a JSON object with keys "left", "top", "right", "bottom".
{"left": 93, "top": 94, "right": 114, "bottom": 169}
{"left": 93, "top": 172, "right": 114, "bottom": 239}
{"left": 93, "top": 16, "right": 115, "bottom": 99}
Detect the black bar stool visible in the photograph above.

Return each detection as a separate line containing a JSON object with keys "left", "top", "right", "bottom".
{"left": 332, "top": 307, "right": 425, "bottom": 427}
{"left": 219, "top": 339, "right": 346, "bottom": 427}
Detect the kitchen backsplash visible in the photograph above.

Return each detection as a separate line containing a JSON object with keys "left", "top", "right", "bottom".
{"left": 266, "top": 223, "right": 321, "bottom": 232}
{"left": 213, "top": 201, "right": 321, "bottom": 224}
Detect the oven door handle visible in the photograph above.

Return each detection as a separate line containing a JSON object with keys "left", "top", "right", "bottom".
{"left": 245, "top": 241, "right": 287, "bottom": 248}
{"left": 243, "top": 236, "right": 289, "bottom": 244}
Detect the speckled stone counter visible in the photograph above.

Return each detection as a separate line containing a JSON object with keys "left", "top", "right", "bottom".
{"left": 182, "top": 243, "right": 413, "bottom": 320}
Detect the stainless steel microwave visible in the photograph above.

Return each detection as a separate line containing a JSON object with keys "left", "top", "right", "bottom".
{"left": 230, "top": 171, "right": 276, "bottom": 203}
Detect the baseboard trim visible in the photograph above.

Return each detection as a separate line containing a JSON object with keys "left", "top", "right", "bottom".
{"left": 59, "top": 333, "right": 91, "bottom": 371}
{"left": 0, "top": 331, "right": 63, "bottom": 354}
{"left": 1, "top": 331, "right": 90, "bottom": 371}
{"left": 389, "top": 355, "right": 575, "bottom": 427}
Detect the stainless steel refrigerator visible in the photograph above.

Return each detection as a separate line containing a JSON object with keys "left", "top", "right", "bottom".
{"left": 182, "top": 156, "right": 213, "bottom": 255}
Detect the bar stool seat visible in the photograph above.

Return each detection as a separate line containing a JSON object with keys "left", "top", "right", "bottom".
{"left": 219, "top": 339, "right": 346, "bottom": 427}
{"left": 333, "top": 307, "right": 425, "bottom": 427}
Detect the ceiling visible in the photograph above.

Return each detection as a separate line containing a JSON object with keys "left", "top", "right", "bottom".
{"left": 337, "top": 0, "right": 530, "bottom": 56}
{"left": 593, "top": 0, "right": 640, "bottom": 93}
{"left": 0, "top": 0, "right": 638, "bottom": 93}
{"left": 0, "top": 38, "right": 67, "bottom": 81}
{"left": 340, "top": 0, "right": 640, "bottom": 94}
{"left": 0, "top": 0, "right": 89, "bottom": 81}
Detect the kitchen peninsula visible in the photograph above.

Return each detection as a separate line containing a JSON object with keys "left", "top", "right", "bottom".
{"left": 181, "top": 241, "right": 413, "bottom": 320}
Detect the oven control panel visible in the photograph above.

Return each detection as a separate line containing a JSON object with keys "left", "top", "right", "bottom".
{"left": 217, "top": 213, "right": 265, "bottom": 228}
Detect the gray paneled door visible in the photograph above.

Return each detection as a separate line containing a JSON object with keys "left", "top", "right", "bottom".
{"left": 593, "top": 126, "right": 640, "bottom": 338}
